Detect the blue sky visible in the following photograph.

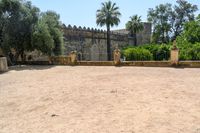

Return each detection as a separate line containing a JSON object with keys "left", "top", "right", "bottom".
{"left": 30, "top": 0, "right": 200, "bottom": 30}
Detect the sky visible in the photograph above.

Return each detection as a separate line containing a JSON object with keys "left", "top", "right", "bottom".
{"left": 30, "top": 0, "right": 200, "bottom": 30}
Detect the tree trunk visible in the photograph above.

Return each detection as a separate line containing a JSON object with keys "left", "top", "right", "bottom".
{"left": 133, "top": 33, "right": 137, "bottom": 46}
{"left": 106, "top": 26, "right": 111, "bottom": 61}
{"left": 162, "top": 29, "right": 165, "bottom": 43}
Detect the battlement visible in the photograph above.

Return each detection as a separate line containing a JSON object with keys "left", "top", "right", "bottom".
{"left": 62, "top": 24, "right": 130, "bottom": 36}
{"left": 63, "top": 24, "right": 106, "bottom": 33}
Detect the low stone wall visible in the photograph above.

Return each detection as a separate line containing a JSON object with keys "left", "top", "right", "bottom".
{"left": 76, "top": 61, "right": 200, "bottom": 67}
{"left": 0, "top": 57, "right": 8, "bottom": 72}
{"left": 17, "top": 61, "right": 50, "bottom": 65}
{"left": 76, "top": 61, "right": 114, "bottom": 66}
{"left": 121, "top": 61, "right": 172, "bottom": 67}
{"left": 15, "top": 59, "right": 200, "bottom": 68}
{"left": 49, "top": 56, "right": 71, "bottom": 65}
{"left": 179, "top": 61, "right": 200, "bottom": 68}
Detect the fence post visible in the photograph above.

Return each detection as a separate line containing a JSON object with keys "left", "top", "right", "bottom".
{"left": 70, "top": 51, "right": 77, "bottom": 65}
{"left": 170, "top": 40, "right": 179, "bottom": 66}
{"left": 113, "top": 48, "right": 121, "bottom": 66}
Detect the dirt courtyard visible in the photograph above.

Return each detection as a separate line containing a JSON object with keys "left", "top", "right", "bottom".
{"left": 0, "top": 66, "right": 200, "bottom": 133}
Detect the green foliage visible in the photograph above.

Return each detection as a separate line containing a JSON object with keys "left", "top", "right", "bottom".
{"left": 181, "top": 19, "right": 200, "bottom": 44}
{"left": 96, "top": 1, "right": 121, "bottom": 28}
{"left": 126, "top": 15, "right": 144, "bottom": 45}
{"left": 171, "top": 0, "right": 198, "bottom": 38}
{"left": 176, "top": 36, "right": 200, "bottom": 60}
{"left": 174, "top": 15, "right": 200, "bottom": 60}
{"left": 31, "top": 20, "right": 54, "bottom": 55}
{"left": 148, "top": 3, "right": 172, "bottom": 43}
{"left": 139, "top": 44, "right": 171, "bottom": 60}
{"left": 0, "top": 0, "right": 40, "bottom": 55}
{"left": 148, "top": 0, "right": 198, "bottom": 43}
{"left": 123, "top": 47, "right": 153, "bottom": 61}
{"left": 0, "top": 0, "right": 64, "bottom": 61}
{"left": 179, "top": 43, "right": 200, "bottom": 60}
{"left": 32, "top": 11, "right": 64, "bottom": 56}
{"left": 122, "top": 44, "right": 171, "bottom": 61}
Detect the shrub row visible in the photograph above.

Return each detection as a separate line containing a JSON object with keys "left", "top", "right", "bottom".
{"left": 122, "top": 44, "right": 171, "bottom": 61}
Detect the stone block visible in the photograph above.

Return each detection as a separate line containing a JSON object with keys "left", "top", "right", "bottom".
{"left": 113, "top": 48, "right": 121, "bottom": 65}
{"left": 0, "top": 57, "right": 8, "bottom": 72}
{"left": 171, "top": 50, "right": 179, "bottom": 65}
{"left": 70, "top": 51, "right": 77, "bottom": 65}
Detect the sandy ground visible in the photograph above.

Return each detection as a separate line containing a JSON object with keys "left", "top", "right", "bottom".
{"left": 0, "top": 66, "right": 200, "bottom": 133}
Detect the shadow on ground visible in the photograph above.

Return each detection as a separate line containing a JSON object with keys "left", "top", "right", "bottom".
{"left": 8, "top": 65, "right": 56, "bottom": 72}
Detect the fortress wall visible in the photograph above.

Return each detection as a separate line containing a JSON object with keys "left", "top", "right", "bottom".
{"left": 136, "top": 23, "right": 152, "bottom": 45}
{"left": 62, "top": 23, "right": 151, "bottom": 61}
{"left": 62, "top": 25, "right": 129, "bottom": 61}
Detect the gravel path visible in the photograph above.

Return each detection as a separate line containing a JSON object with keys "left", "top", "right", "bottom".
{"left": 0, "top": 66, "right": 200, "bottom": 133}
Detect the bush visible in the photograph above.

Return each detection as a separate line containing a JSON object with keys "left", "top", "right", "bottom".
{"left": 176, "top": 36, "right": 200, "bottom": 60}
{"left": 123, "top": 47, "right": 153, "bottom": 61}
{"left": 179, "top": 43, "right": 200, "bottom": 60}
{"left": 140, "top": 44, "right": 171, "bottom": 60}
{"left": 122, "top": 41, "right": 200, "bottom": 61}
{"left": 122, "top": 44, "right": 171, "bottom": 61}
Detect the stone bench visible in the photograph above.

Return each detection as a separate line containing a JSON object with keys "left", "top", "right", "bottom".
{"left": 0, "top": 57, "right": 8, "bottom": 72}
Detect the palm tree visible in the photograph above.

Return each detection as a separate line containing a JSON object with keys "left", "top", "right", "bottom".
{"left": 96, "top": 1, "right": 121, "bottom": 61}
{"left": 126, "top": 15, "right": 144, "bottom": 46}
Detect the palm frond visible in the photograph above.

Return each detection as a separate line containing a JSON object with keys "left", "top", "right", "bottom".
{"left": 96, "top": 0, "right": 121, "bottom": 28}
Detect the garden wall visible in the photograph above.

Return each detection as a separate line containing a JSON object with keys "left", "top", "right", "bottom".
{"left": 16, "top": 60, "right": 200, "bottom": 68}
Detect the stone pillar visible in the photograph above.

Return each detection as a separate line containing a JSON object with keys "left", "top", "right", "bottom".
{"left": 70, "top": 51, "right": 77, "bottom": 65}
{"left": 171, "top": 40, "right": 179, "bottom": 65}
{"left": 0, "top": 57, "right": 8, "bottom": 72}
{"left": 113, "top": 48, "right": 121, "bottom": 66}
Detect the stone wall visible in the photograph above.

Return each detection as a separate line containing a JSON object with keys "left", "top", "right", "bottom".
{"left": 0, "top": 23, "right": 151, "bottom": 62}
{"left": 111, "top": 22, "right": 152, "bottom": 45}
{"left": 62, "top": 23, "right": 151, "bottom": 61}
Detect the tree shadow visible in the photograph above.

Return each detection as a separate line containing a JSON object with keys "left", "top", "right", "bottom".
{"left": 8, "top": 65, "right": 56, "bottom": 72}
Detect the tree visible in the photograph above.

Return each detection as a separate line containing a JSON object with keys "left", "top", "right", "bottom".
{"left": 0, "top": 0, "right": 64, "bottom": 63}
{"left": 170, "top": 0, "right": 198, "bottom": 39}
{"left": 31, "top": 19, "right": 54, "bottom": 55}
{"left": 126, "top": 15, "right": 144, "bottom": 46}
{"left": 0, "top": 0, "right": 40, "bottom": 61}
{"left": 148, "top": 3, "right": 172, "bottom": 43}
{"left": 180, "top": 15, "right": 200, "bottom": 44}
{"left": 148, "top": 0, "right": 198, "bottom": 43}
{"left": 32, "top": 11, "right": 64, "bottom": 56}
{"left": 96, "top": 1, "right": 121, "bottom": 61}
